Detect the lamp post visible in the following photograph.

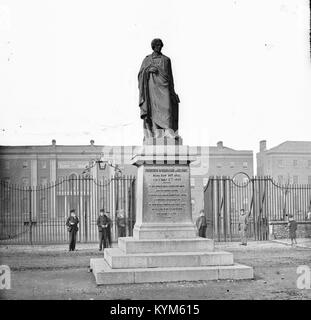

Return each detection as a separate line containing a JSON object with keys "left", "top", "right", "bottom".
{"left": 82, "top": 158, "right": 122, "bottom": 176}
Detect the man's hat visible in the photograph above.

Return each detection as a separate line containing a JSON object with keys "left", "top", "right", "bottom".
{"left": 100, "top": 209, "right": 110, "bottom": 213}
{"left": 70, "top": 209, "right": 75, "bottom": 213}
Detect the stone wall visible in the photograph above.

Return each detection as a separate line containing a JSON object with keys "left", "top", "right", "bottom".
{"left": 269, "top": 221, "right": 311, "bottom": 239}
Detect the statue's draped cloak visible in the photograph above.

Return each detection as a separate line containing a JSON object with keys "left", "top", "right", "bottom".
{"left": 138, "top": 53, "right": 178, "bottom": 132}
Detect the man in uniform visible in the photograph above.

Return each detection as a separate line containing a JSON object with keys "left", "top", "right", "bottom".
{"left": 97, "top": 209, "right": 111, "bottom": 251}
{"left": 66, "top": 209, "right": 79, "bottom": 251}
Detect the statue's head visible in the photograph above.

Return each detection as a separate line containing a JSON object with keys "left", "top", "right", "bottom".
{"left": 151, "top": 38, "right": 163, "bottom": 53}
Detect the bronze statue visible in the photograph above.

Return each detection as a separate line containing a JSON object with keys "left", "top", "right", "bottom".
{"left": 138, "top": 39, "right": 179, "bottom": 139}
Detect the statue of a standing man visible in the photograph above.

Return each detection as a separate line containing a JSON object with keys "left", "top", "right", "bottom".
{"left": 138, "top": 39, "right": 180, "bottom": 139}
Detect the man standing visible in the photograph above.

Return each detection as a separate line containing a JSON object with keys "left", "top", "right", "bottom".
{"left": 117, "top": 209, "right": 126, "bottom": 238}
{"left": 288, "top": 214, "right": 298, "bottom": 246}
{"left": 196, "top": 210, "right": 207, "bottom": 238}
{"left": 238, "top": 208, "right": 250, "bottom": 246}
{"left": 66, "top": 209, "right": 79, "bottom": 251}
{"left": 97, "top": 209, "right": 111, "bottom": 251}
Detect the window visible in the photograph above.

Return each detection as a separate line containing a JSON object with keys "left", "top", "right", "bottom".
{"left": 40, "top": 197, "right": 47, "bottom": 213}
{"left": 41, "top": 161, "right": 47, "bottom": 169}
{"left": 22, "top": 161, "right": 28, "bottom": 168}
{"left": 2, "top": 194, "right": 10, "bottom": 214}
{"left": 4, "top": 161, "right": 10, "bottom": 170}
{"left": 190, "top": 178, "right": 195, "bottom": 188}
{"left": 278, "top": 175, "right": 283, "bottom": 184}
{"left": 22, "top": 177, "right": 29, "bottom": 186}
{"left": 69, "top": 173, "right": 77, "bottom": 179}
{"left": 293, "top": 160, "right": 298, "bottom": 167}
{"left": 229, "top": 162, "right": 234, "bottom": 168}
{"left": 40, "top": 177, "right": 48, "bottom": 186}
{"left": 277, "top": 160, "right": 283, "bottom": 168}
{"left": 191, "top": 199, "right": 195, "bottom": 214}
{"left": 202, "top": 157, "right": 208, "bottom": 168}
{"left": 243, "top": 162, "right": 248, "bottom": 169}
{"left": 2, "top": 177, "right": 10, "bottom": 185}
{"left": 100, "top": 197, "right": 105, "bottom": 209}
{"left": 216, "top": 163, "right": 222, "bottom": 168}
{"left": 69, "top": 173, "right": 77, "bottom": 191}
{"left": 293, "top": 175, "right": 298, "bottom": 184}
{"left": 22, "top": 198, "right": 28, "bottom": 213}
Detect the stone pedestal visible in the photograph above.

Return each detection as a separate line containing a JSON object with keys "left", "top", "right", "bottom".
{"left": 133, "top": 163, "right": 197, "bottom": 239}
{"left": 91, "top": 138, "right": 253, "bottom": 284}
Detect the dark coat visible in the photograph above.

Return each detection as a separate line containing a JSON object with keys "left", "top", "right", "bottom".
{"left": 138, "top": 53, "right": 179, "bottom": 132}
{"left": 288, "top": 219, "right": 297, "bottom": 238}
{"left": 66, "top": 216, "right": 79, "bottom": 232}
{"left": 196, "top": 216, "right": 207, "bottom": 230}
{"left": 117, "top": 217, "right": 126, "bottom": 228}
{"left": 97, "top": 215, "right": 111, "bottom": 232}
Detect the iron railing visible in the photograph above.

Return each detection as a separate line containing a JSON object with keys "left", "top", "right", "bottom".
{"left": 204, "top": 175, "right": 311, "bottom": 241}
{"left": 0, "top": 175, "right": 136, "bottom": 244}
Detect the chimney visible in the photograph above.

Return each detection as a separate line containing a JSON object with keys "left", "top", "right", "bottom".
{"left": 260, "top": 140, "right": 267, "bottom": 152}
{"left": 217, "top": 141, "right": 223, "bottom": 148}
{"left": 52, "top": 139, "right": 56, "bottom": 146}
{"left": 90, "top": 139, "right": 95, "bottom": 146}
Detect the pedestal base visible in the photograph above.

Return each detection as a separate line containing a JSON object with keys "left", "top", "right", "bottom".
{"left": 91, "top": 237, "right": 254, "bottom": 285}
{"left": 132, "top": 223, "right": 197, "bottom": 239}
{"left": 91, "top": 259, "right": 253, "bottom": 285}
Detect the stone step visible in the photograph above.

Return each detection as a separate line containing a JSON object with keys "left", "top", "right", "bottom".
{"left": 104, "top": 248, "right": 234, "bottom": 269}
{"left": 90, "top": 258, "right": 254, "bottom": 285}
{"left": 118, "top": 237, "right": 214, "bottom": 254}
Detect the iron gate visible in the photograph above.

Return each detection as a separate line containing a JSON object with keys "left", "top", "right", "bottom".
{"left": 204, "top": 175, "right": 311, "bottom": 241}
{"left": 0, "top": 175, "right": 136, "bottom": 244}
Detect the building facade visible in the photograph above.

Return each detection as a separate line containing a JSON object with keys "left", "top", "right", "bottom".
{"left": 257, "top": 140, "right": 311, "bottom": 185}
{"left": 0, "top": 140, "right": 253, "bottom": 221}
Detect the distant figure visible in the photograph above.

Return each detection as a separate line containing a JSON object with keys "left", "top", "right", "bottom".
{"left": 97, "top": 209, "right": 111, "bottom": 251}
{"left": 66, "top": 209, "right": 79, "bottom": 252}
{"left": 238, "top": 208, "right": 249, "bottom": 246}
{"left": 196, "top": 210, "right": 207, "bottom": 238}
{"left": 287, "top": 214, "right": 297, "bottom": 246}
{"left": 117, "top": 210, "right": 126, "bottom": 238}
{"left": 258, "top": 216, "right": 269, "bottom": 241}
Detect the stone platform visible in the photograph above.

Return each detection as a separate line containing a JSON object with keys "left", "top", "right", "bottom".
{"left": 91, "top": 237, "right": 253, "bottom": 285}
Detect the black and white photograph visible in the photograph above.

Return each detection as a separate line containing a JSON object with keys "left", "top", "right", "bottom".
{"left": 0, "top": 0, "right": 311, "bottom": 306}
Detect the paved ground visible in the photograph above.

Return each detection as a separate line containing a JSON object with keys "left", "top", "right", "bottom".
{"left": 1, "top": 240, "right": 311, "bottom": 300}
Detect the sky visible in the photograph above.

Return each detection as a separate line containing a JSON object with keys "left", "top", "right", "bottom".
{"left": 0, "top": 0, "right": 310, "bottom": 154}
